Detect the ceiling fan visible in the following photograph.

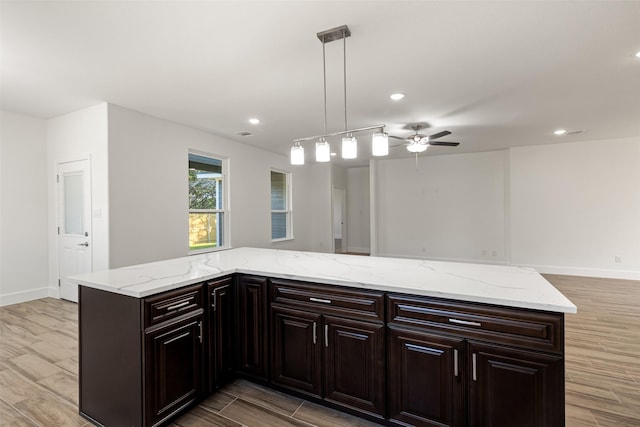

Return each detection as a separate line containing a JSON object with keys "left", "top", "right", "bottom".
{"left": 389, "top": 123, "right": 460, "bottom": 153}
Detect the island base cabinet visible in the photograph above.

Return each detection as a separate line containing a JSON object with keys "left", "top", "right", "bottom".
{"left": 236, "top": 276, "right": 269, "bottom": 381}
{"left": 387, "top": 325, "right": 465, "bottom": 427}
{"left": 468, "top": 341, "right": 564, "bottom": 427}
{"left": 144, "top": 312, "right": 205, "bottom": 427}
{"left": 208, "top": 278, "right": 235, "bottom": 392}
{"left": 271, "top": 306, "right": 323, "bottom": 397}
{"left": 323, "top": 316, "right": 385, "bottom": 420}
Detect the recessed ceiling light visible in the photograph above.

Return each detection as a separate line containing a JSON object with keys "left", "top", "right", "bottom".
{"left": 390, "top": 93, "right": 405, "bottom": 101}
{"left": 635, "top": 51, "right": 640, "bottom": 58}
{"left": 553, "top": 129, "right": 567, "bottom": 136}
{"left": 249, "top": 118, "right": 260, "bottom": 125}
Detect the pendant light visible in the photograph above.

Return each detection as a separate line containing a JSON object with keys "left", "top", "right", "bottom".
{"left": 290, "top": 142, "right": 305, "bottom": 165}
{"left": 291, "top": 25, "right": 388, "bottom": 164}
{"left": 372, "top": 131, "right": 389, "bottom": 156}
{"left": 316, "top": 138, "right": 331, "bottom": 162}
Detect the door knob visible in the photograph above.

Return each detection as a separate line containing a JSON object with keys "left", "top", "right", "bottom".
{"left": 78, "top": 242, "right": 89, "bottom": 247}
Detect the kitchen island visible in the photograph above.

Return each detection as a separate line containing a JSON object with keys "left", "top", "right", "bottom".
{"left": 72, "top": 247, "right": 576, "bottom": 427}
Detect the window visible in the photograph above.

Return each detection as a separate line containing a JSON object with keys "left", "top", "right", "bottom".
{"left": 188, "top": 153, "right": 226, "bottom": 251}
{"left": 271, "top": 170, "right": 292, "bottom": 241}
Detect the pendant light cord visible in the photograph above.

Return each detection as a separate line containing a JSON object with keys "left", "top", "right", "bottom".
{"left": 343, "top": 28, "right": 348, "bottom": 131}
{"left": 322, "top": 39, "right": 328, "bottom": 135}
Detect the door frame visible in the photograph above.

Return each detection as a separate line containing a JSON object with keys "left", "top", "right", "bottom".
{"left": 331, "top": 186, "right": 347, "bottom": 254}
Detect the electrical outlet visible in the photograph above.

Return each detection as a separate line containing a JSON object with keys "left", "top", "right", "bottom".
{"left": 615, "top": 255, "right": 623, "bottom": 263}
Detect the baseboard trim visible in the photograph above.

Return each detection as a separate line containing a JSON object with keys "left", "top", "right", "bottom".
{"left": 521, "top": 264, "right": 640, "bottom": 281}
{"left": 0, "top": 287, "right": 50, "bottom": 307}
{"left": 346, "top": 246, "right": 370, "bottom": 254}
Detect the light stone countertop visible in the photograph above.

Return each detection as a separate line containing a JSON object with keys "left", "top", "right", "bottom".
{"left": 69, "top": 247, "right": 577, "bottom": 313}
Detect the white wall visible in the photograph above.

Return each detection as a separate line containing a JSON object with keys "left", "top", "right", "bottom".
{"left": 107, "top": 105, "right": 314, "bottom": 267}
{"left": 0, "top": 111, "right": 49, "bottom": 305}
{"left": 346, "top": 166, "right": 370, "bottom": 253}
{"left": 47, "top": 103, "right": 110, "bottom": 296}
{"left": 510, "top": 138, "right": 640, "bottom": 279}
{"left": 309, "top": 163, "right": 333, "bottom": 253}
{"left": 372, "top": 138, "right": 640, "bottom": 279}
{"left": 375, "top": 151, "right": 507, "bottom": 263}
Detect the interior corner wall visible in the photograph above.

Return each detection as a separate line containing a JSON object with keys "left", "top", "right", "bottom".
{"left": 346, "top": 166, "right": 370, "bottom": 253}
{"left": 46, "top": 103, "right": 110, "bottom": 294}
{"left": 510, "top": 137, "right": 640, "bottom": 279}
{"left": 106, "top": 104, "right": 314, "bottom": 268}
{"left": 0, "top": 111, "right": 49, "bottom": 306}
{"left": 375, "top": 151, "right": 507, "bottom": 263}
{"left": 308, "top": 163, "right": 333, "bottom": 253}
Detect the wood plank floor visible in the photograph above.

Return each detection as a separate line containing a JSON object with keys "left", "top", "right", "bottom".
{"left": 0, "top": 274, "right": 638, "bottom": 426}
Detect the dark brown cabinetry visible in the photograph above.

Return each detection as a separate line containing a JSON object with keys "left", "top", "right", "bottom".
{"left": 80, "top": 273, "right": 566, "bottom": 427}
{"left": 79, "top": 283, "right": 206, "bottom": 427}
{"left": 386, "top": 294, "right": 565, "bottom": 427}
{"left": 387, "top": 325, "right": 464, "bottom": 427}
{"left": 207, "top": 277, "right": 235, "bottom": 392}
{"left": 144, "top": 312, "right": 204, "bottom": 426}
{"left": 236, "top": 275, "right": 269, "bottom": 381}
{"left": 468, "top": 341, "right": 563, "bottom": 427}
{"left": 270, "top": 279, "right": 386, "bottom": 421}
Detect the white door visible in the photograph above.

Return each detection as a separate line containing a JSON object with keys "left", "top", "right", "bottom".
{"left": 332, "top": 187, "right": 347, "bottom": 253}
{"left": 57, "top": 160, "right": 92, "bottom": 302}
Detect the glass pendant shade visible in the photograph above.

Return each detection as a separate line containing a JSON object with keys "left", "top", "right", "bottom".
{"left": 372, "top": 132, "right": 389, "bottom": 156}
{"left": 342, "top": 135, "right": 357, "bottom": 159}
{"left": 316, "top": 139, "right": 331, "bottom": 162}
{"left": 290, "top": 144, "right": 305, "bottom": 165}
{"left": 407, "top": 142, "right": 428, "bottom": 153}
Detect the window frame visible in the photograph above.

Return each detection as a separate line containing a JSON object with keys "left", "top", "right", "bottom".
{"left": 270, "top": 168, "right": 293, "bottom": 242}
{"left": 188, "top": 151, "right": 230, "bottom": 254}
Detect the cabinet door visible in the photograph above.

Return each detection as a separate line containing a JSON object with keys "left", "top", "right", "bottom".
{"left": 144, "top": 313, "right": 204, "bottom": 427}
{"left": 468, "top": 341, "right": 564, "bottom": 427}
{"left": 271, "top": 305, "right": 322, "bottom": 398}
{"left": 387, "top": 325, "right": 465, "bottom": 427}
{"left": 323, "top": 316, "right": 386, "bottom": 420}
{"left": 208, "top": 279, "right": 235, "bottom": 392}
{"left": 236, "top": 275, "right": 269, "bottom": 381}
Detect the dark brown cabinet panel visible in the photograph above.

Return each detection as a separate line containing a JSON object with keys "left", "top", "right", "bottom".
{"left": 271, "top": 305, "right": 322, "bottom": 398}
{"left": 208, "top": 277, "right": 235, "bottom": 392}
{"left": 387, "top": 325, "right": 465, "bottom": 427}
{"left": 324, "top": 315, "right": 385, "bottom": 420}
{"left": 237, "top": 275, "right": 269, "bottom": 381}
{"left": 468, "top": 341, "right": 564, "bottom": 427}
{"left": 144, "top": 312, "right": 204, "bottom": 427}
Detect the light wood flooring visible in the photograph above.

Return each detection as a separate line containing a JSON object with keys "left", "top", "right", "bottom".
{"left": 0, "top": 274, "right": 638, "bottom": 427}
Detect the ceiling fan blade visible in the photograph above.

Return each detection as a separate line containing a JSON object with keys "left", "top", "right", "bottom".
{"left": 429, "top": 141, "right": 459, "bottom": 147}
{"left": 428, "top": 130, "right": 452, "bottom": 140}
{"left": 388, "top": 135, "right": 406, "bottom": 140}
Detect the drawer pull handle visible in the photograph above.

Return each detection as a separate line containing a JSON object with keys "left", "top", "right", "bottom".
{"left": 310, "top": 297, "right": 332, "bottom": 304}
{"left": 454, "top": 349, "right": 459, "bottom": 377}
{"left": 167, "top": 300, "right": 190, "bottom": 311}
{"left": 449, "top": 318, "right": 482, "bottom": 327}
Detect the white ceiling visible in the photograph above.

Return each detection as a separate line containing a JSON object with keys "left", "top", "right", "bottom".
{"left": 2, "top": 1, "right": 639, "bottom": 166}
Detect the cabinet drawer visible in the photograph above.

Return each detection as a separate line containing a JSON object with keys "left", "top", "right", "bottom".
{"left": 144, "top": 284, "right": 204, "bottom": 327}
{"left": 387, "top": 294, "right": 563, "bottom": 354}
{"left": 270, "top": 279, "right": 384, "bottom": 322}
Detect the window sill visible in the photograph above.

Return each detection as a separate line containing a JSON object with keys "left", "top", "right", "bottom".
{"left": 189, "top": 246, "right": 229, "bottom": 255}
{"left": 271, "top": 237, "right": 294, "bottom": 244}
